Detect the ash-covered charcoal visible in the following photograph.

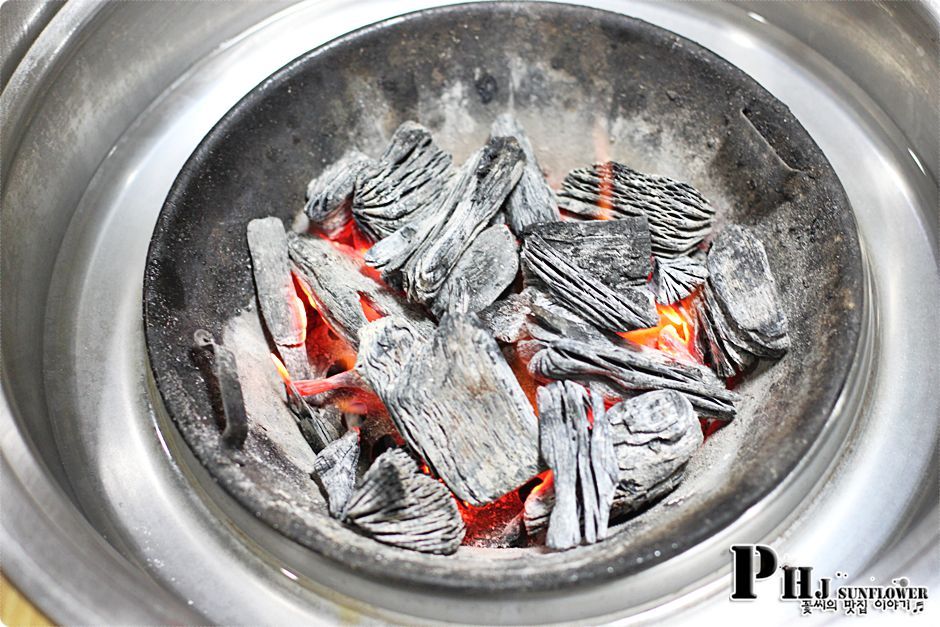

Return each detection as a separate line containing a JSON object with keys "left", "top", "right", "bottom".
{"left": 558, "top": 161, "right": 715, "bottom": 257}
{"left": 706, "top": 225, "right": 789, "bottom": 357}
{"left": 246, "top": 218, "right": 312, "bottom": 379}
{"left": 431, "top": 223, "right": 519, "bottom": 318}
{"left": 343, "top": 448, "right": 465, "bottom": 554}
{"left": 652, "top": 255, "right": 708, "bottom": 304}
{"left": 524, "top": 218, "right": 652, "bottom": 292}
{"left": 282, "top": 378, "right": 343, "bottom": 452}
{"left": 522, "top": 477, "right": 553, "bottom": 541}
{"left": 355, "top": 313, "right": 541, "bottom": 506}
{"left": 479, "top": 290, "right": 534, "bottom": 344}
{"left": 606, "top": 390, "right": 702, "bottom": 518}
{"left": 305, "top": 151, "right": 374, "bottom": 237}
{"left": 402, "top": 136, "right": 525, "bottom": 304}
{"left": 193, "top": 330, "right": 249, "bottom": 448}
{"left": 537, "top": 381, "right": 617, "bottom": 549}
{"left": 490, "top": 113, "right": 559, "bottom": 234}
{"left": 311, "top": 429, "right": 360, "bottom": 517}
{"left": 522, "top": 230, "right": 658, "bottom": 332}
{"left": 529, "top": 335, "right": 738, "bottom": 419}
{"left": 694, "top": 284, "right": 756, "bottom": 378}
{"left": 287, "top": 232, "right": 433, "bottom": 348}
{"left": 353, "top": 122, "right": 453, "bottom": 241}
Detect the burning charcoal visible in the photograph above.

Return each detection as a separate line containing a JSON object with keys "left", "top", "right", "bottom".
{"left": 522, "top": 230, "right": 658, "bottom": 332}
{"left": 288, "top": 232, "right": 433, "bottom": 349}
{"left": 479, "top": 291, "right": 533, "bottom": 344}
{"left": 246, "top": 218, "right": 312, "bottom": 379}
{"left": 524, "top": 218, "right": 652, "bottom": 291}
{"left": 431, "top": 223, "right": 519, "bottom": 318}
{"left": 353, "top": 122, "right": 453, "bottom": 241}
{"left": 706, "top": 225, "right": 789, "bottom": 357}
{"left": 652, "top": 255, "right": 708, "bottom": 304}
{"left": 537, "top": 381, "right": 616, "bottom": 549}
{"left": 355, "top": 313, "right": 541, "bottom": 506}
{"left": 193, "top": 330, "right": 248, "bottom": 448}
{"left": 402, "top": 136, "right": 525, "bottom": 304}
{"left": 305, "top": 151, "right": 374, "bottom": 236}
{"left": 557, "top": 161, "right": 716, "bottom": 257}
{"left": 343, "top": 448, "right": 465, "bottom": 554}
{"left": 490, "top": 113, "right": 559, "bottom": 234}
{"left": 522, "top": 476, "right": 553, "bottom": 541}
{"left": 528, "top": 335, "right": 738, "bottom": 418}
{"left": 280, "top": 376, "right": 343, "bottom": 452}
{"left": 311, "top": 430, "right": 360, "bottom": 517}
{"left": 694, "top": 285, "right": 756, "bottom": 378}
{"left": 606, "top": 390, "right": 702, "bottom": 517}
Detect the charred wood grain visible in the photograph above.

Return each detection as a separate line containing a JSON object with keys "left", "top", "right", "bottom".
{"left": 355, "top": 313, "right": 541, "bottom": 506}
{"left": 522, "top": 230, "right": 658, "bottom": 332}
{"left": 311, "top": 429, "right": 360, "bottom": 517}
{"left": 353, "top": 122, "right": 453, "bottom": 241}
{"left": 431, "top": 223, "right": 519, "bottom": 318}
{"left": 606, "top": 390, "right": 702, "bottom": 518}
{"left": 287, "top": 233, "right": 433, "bottom": 349}
{"left": 652, "top": 255, "right": 708, "bottom": 304}
{"left": 490, "top": 114, "right": 559, "bottom": 234}
{"left": 343, "top": 448, "right": 465, "bottom": 554}
{"left": 305, "top": 151, "right": 373, "bottom": 237}
{"left": 557, "top": 161, "right": 715, "bottom": 257}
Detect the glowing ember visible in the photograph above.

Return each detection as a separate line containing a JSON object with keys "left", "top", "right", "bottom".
{"left": 619, "top": 295, "right": 701, "bottom": 364}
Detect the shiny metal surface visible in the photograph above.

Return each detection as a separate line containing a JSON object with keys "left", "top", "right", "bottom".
{"left": 2, "top": 1, "right": 937, "bottom": 624}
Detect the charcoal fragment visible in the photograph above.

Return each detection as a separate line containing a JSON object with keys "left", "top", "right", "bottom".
{"left": 490, "top": 114, "right": 559, "bottom": 234}
{"left": 606, "top": 390, "right": 702, "bottom": 517}
{"left": 522, "top": 230, "right": 658, "bottom": 332}
{"left": 311, "top": 430, "right": 360, "bottom": 517}
{"left": 431, "top": 223, "right": 519, "bottom": 318}
{"left": 355, "top": 313, "right": 541, "bottom": 506}
{"left": 305, "top": 151, "right": 374, "bottom": 236}
{"left": 193, "top": 330, "right": 249, "bottom": 448}
{"left": 247, "top": 217, "right": 312, "bottom": 378}
{"left": 528, "top": 335, "right": 738, "bottom": 419}
{"left": 652, "top": 255, "right": 708, "bottom": 304}
{"left": 353, "top": 122, "right": 453, "bottom": 241}
{"left": 344, "top": 448, "right": 465, "bottom": 554}
{"left": 558, "top": 161, "right": 715, "bottom": 257}
{"left": 288, "top": 233, "right": 433, "bottom": 349}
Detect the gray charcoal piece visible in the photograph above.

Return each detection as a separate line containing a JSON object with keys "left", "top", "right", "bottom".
{"left": 490, "top": 113, "right": 560, "bottom": 234}
{"left": 353, "top": 122, "right": 453, "bottom": 241}
{"left": 355, "top": 313, "right": 541, "bottom": 506}
{"left": 537, "top": 381, "right": 617, "bottom": 549}
{"left": 344, "top": 448, "right": 465, "bottom": 555}
{"left": 528, "top": 335, "right": 739, "bottom": 419}
{"left": 538, "top": 381, "right": 584, "bottom": 550}
{"left": 696, "top": 283, "right": 757, "bottom": 378}
{"left": 524, "top": 218, "right": 652, "bottom": 291}
{"left": 246, "top": 218, "right": 312, "bottom": 378}
{"left": 522, "top": 479, "right": 553, "bottom": 541}
{"left": 287, "top": 232, "right": 433, "bottom": 349}
{"left": 653, "top": 255, "right": 708, "bottom": 304}
{"left": 606, "top": 390, "right": 703, "bottom": 518}
{"left": 283, "top": 379, "right": 343, "bottom": 452}
{"left": 522, "top": 230, "right": 658, "bottom": 332}
{"left": 305, "top": 150, "right": 374, "bottom": 236}
{"left": 706, "top": 225, "right": 789, "bottom": 356}
{"left": 431, "top": 223, "right": 519, "bottom": 319}
{"left": 478, "top": 290, "right": 533, "bottom": 344}
{"left": 311, "top": 430, "right": 360, "bottom": 517}
{"left": 402, "top": 136, "right": 525, "bottom": 304}
{"left": 557, "top": 161, "right": 715, "bottom": 257}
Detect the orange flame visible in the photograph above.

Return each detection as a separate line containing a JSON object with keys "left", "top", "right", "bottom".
{"left": 619, "top": 296, "right": 700, "bottom": 364}
{"left": 271, "top": 353, "right": 292, "bottom": 383}
{"left": 596, "top": 161, "right": 614, "bottom": 220}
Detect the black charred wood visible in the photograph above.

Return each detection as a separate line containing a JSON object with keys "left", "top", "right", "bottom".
{"left": 557, "top": 161, "right": 715, "bottom": 257}
{"left": 353, "top": 122, "right": 453, "bottom": 241}
{"left": 343, "top": 448, "right": 465, "bottom": 554}
{"left": 490, "top": 113, "right": 559, "bottom": 234}
{"left": 305, "top": 151, "right": 373, "bottom": 237}
{"left": 287, "top": 232, "right": 433, "bottom": 349}
{"left": 606, "top": 390, "right": 702, "bottom": 518}
{"left": 246, "top": 217, "right": 312, "bottom": 379}
{"left": 311, "top": 429, "right": 360, "bottom": 517}
{"left": 355, "top": 313, "right": 541, "bottom": 506}
{"left": 431, "top": 223, "right": 519, "bottom": 318}
{"left": 521, "top": 230, "right": 658, "bottom": 332}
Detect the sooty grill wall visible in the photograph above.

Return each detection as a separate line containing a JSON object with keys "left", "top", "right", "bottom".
{"left": 144, "top": 2, "right": 862, "bottom": 593}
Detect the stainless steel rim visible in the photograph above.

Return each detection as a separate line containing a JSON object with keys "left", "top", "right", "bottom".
{"left": 2, "top": 1, "right": 937, "bottom": 624}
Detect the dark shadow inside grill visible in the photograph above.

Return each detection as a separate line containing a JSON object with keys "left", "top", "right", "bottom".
{"left": 143, "top": 1, "right": 862, "bottom": 594}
